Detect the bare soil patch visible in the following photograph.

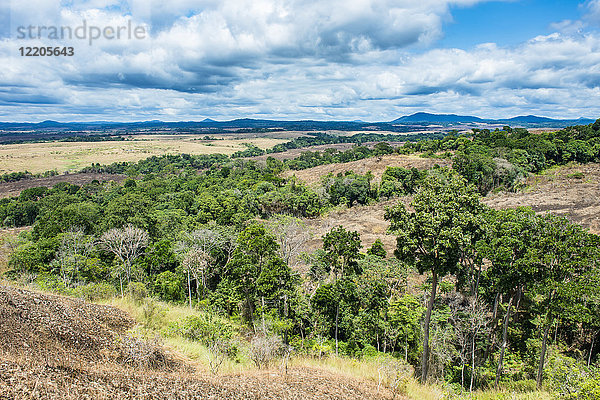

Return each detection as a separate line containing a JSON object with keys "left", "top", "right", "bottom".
{"left": 0, "top": 173, "right": 126, "bottom": 199}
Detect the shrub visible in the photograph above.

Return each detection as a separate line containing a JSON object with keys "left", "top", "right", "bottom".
{"left": 127, "top": 281, "right": 148, "bottom": 302}
{"left": 176, "top": 314, "right": 237, "bottom": 374}
{"left": 567, "top": 171, "right": 584, "bottom": 179}
{"left": 141, "top": 299, "right": 166, "bottom": 330}
{"left": 546, "top": 354, "right": 600, "bottom": 399}
{"left": 377, "top": 358, "right": 413, "bottom": 399}
{"left": 73, "top": 282, "right": 117, "bottom": 301}
{"left": 249, "top": 333, "right": 285, "bottom": 369}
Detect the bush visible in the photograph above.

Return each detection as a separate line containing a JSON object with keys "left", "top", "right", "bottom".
{"left": 127, "top": 281, "right": 148, "bottom": 301}
{"left": 377, "top": 358, "right": 413, "bottom": 399}
{"left": 73, "top": 282, "right": 117, "bottom": 301}
{"left": 546, "top": 354, "right": 600, "bottom": 399}
{"left": 141, "top": 298, "right": 167, "bottom": 330}
{"left": 249, "top": 333, "right": 285, "bottom": 369}
{"left": 567, "top": 171, "right": 585, "bottom": 179}
{"left": 175, "top": 314, "right": 237, "bottom": 374}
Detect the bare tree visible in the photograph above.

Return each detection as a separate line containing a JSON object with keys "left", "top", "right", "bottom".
{"left": 100, "top": 225, "right": 149, "bottom": 296}
{"left": 176, "top": 226, "right": 227, "bottom": 308}
{"left": 449, "top": 293, "right": 490, "bottom": 392}
{"left": 55, "top": 227, "right": 94, "bottom": 286}
{"left": 266, "top": 215, "right": 310, "bottom": 269}
{"left": 249, "top": 333, "right": 284, "bottom": 369}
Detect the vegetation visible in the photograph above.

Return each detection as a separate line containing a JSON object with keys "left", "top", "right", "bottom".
{"left": 2, "top": 119, "right": 600, "bottom": 397}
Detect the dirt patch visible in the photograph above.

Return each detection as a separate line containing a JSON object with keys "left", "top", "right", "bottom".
{"left": 0, "top": 173, "right": 126, "bottom": 199}
{"left": 484, "top": 163, "right": 600, "bottom": 234}
{"left": 0, "top": 285, "right": 392, "bottom": 399}
{"left": 302, "top": 199, "right": 406, "bottom": 259}
{"left": 284, "top": 154, "right": 451, "bottom": 186}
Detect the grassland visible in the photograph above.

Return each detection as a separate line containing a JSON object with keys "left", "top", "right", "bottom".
{"left": 0, "top": 135, "right": 287, "bottom": 174}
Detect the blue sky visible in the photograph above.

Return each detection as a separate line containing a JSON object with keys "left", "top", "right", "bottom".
{"left": 442, "top": 0, "right": 584, "bottom": 48}
{"left": 1, "top": 0, "right": 600, "bottom": 122}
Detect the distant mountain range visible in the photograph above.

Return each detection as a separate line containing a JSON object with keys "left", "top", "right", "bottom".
{"left": 0, "top": 113, "right": 595, "bottom": 132}
{"left": 391, "top": 112, "right": 595, "bottom": 126}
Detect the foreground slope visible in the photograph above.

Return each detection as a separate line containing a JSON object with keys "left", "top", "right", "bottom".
{"left": 0, "top": 285, "right": 390, "bottom": 400}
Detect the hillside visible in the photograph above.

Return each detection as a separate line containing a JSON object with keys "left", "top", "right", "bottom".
{"left": 283, "top": 154, "right": 451, "bottom": 186}
{"left": 295, "top": 163, "right": 600, "bottom": 258}
{"left": 484, "top": 163, "right": 600, "bottom": 234}
{"left": 0, "top": 285, "right": 391, "bottom": 399}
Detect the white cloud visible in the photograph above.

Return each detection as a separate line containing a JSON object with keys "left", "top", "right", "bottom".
{"left": 0, "top": 0, "right": 599, "bottom": 121}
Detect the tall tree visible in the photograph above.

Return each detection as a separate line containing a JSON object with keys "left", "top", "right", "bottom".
{"left": 321, "top": 226, "right": 362, "bottom": 354}
{"left": 530, "top": 214, "right": 598, "bottom": 388}
{"left": 478, "top": 207, "right": 538, "bottom": 387}
{"left": 385, "top": 171, "right": 483, "bottom": 382}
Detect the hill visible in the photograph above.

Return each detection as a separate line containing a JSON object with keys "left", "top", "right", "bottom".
{"left": 0, "top": 285, "right": 391, "bottom": 399}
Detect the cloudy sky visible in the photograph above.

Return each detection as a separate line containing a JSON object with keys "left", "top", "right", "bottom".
{"left": 1, "top": 0, "right": 600, "bottom": 122}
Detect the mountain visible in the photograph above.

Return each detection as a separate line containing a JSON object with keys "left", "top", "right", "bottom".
{"left": 392, "top": 113, "right": 596, "bottom": 127}
{"left": 501, "top": 115, "right": 557, "bottom": 124}
{"left": 392, "top": 112, "right": 484, "bottom": 124}
{"left": 0, "top": 114, "right": 595, "bottom": 133}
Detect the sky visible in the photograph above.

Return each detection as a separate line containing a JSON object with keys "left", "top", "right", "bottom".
{"left": 1, "top": 0, "right": 600, "bottom": 122}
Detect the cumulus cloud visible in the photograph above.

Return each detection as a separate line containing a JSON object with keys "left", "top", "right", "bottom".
{"left": 1, "top": 0, "right": 600, "bottom": 121}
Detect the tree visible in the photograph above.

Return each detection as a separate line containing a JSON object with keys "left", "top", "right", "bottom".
{"left": 228, "top": 223, "right": 289, "bottom": 326}
{"left": 367, "top": 239, "right": 387, "bottom": 258}
{"left": 100, "top": 224, "right": 149, "bottom": 296}
{"left": 478, "top": 207, "right": 538, "bottom": 387}
{"left": 265, "top": 214, "right": 310, "bottom": 269}
{"left": 176, "top": 227, "right": 225, "bottom": 308}
{"left": 385, "top": 171, "right": 484, "bottom": 382}
{"left": 530, "top": 214, "right": 598, "bottom": 388}
{"left": 321, "top": 226, "right": 362, "bottom": 355}
{"left": 322, "top": 226, "right": 362, "bottom": 279}
{"left": 54, "top": 227, "right": 94, "bottom": 286}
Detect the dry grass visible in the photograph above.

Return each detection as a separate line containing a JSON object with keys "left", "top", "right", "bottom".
{"left": 283, "top": 154, "right": 451, "bottom": 186}
{"left": 302, "top": 199, "right": 403, "bottom": 258}
{"left": 0, "top": 285, "right": 394, "bottom": 399}
{"left": 0, "top": 135, "right": 286, "bottom": 174}
{"left": 484, "top": 162, "right": 600, "bottom": 234}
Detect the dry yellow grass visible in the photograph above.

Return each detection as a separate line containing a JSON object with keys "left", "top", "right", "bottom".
{"left": 283, "top": 154, "right": 452, "bottom": 186}
{"left": 0, "top": 135, "right": 285, "bottom": 174}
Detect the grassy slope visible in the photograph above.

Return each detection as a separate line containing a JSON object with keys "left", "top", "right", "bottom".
{"left": 104, "top": 295, "right": 551, "bottom": 400}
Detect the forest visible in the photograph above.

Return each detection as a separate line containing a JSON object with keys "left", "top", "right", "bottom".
{"left": 2, "top": 119, "right": 600, "bottom": 397}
